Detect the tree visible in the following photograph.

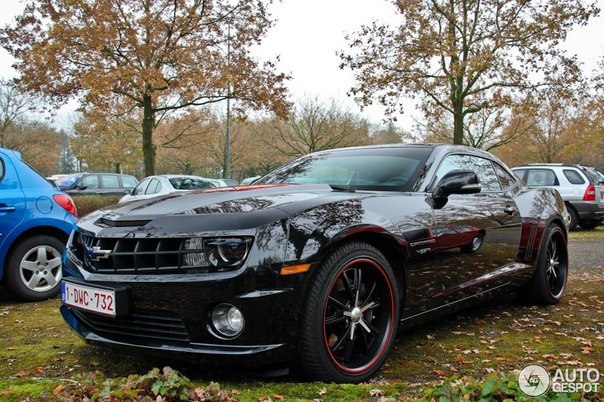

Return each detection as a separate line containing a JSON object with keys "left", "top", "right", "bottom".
{"left": 0, "top": 78, "right": 36, "bottom": 147}
{"left": 5, "top": 121, "right": 62, "bottom": 175}
{"left": 72, "top": 110, "right": 142, "bottom": 174}
{"left": 340, "top": 0, "right": 598, "bottom": 145}
{"left": 1, "top": 0, "right": 289, "bottom": 176}
{"left": 266, "top": 98, "right": 370, "bottom": 157}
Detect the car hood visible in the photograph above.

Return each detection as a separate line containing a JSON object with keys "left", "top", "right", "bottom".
{"left": 78, "top": 184, "right": 370, "bottom": 232}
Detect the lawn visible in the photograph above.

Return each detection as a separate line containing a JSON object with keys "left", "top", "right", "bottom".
{"left": 0, "top": 241, "right": 602, "bottom": 401}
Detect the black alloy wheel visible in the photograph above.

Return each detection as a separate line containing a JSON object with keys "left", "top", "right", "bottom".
{"left": 298, "top": 242, "right": 399, "bottom": 383}
{"left": 521, "top": 225, "right": 568, "bottom": 304}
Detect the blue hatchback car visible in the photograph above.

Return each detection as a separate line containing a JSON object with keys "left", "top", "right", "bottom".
{"left": 0, "top": 147, "right": 77, "bottom": 301}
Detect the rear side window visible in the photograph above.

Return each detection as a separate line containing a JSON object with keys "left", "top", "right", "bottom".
{"left": 101, "top": 175, "right": 120, "bottom": 189}
{"left": 525, "top": 169, "right": 558, "bottom": 186}
{"left": 493, "top": 163, "right": 518, "bottom": 193}
{"left": 145, "top": 179, "right": 162, "bottom": 194}
{"left": 563, "top": 169, "right": 585, "bottom": 185}
{"left": 122, "top": 176, "right": 137, "bottom": 189}
{"left": 0, "top": 157, "right": 4, "bottom": 181}
{"left": 133, "top": 179, "right": 150, "bottom": 195}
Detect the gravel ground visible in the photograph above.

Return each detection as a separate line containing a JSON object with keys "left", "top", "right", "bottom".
{"left": 568, "top": 239, "right": 604, "bottom": 274}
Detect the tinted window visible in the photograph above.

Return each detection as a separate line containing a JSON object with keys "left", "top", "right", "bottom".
{"left": 526, "top": 169, "right": 558, "bottom": 186}
{"left": 122, "top": 176, "right": 137, "bottom": 188}
{"left": 0, "top": 157, "right": 4, "bottom": 181}
{"left": 563, "top": 169, "right": 585, "bottom": 185}
{"left": 435, "top": 154, "right": 501, "bottom": 192}
{"left": 512, "top": 169, "right": 526, "bottom": 182}
{"left": 257, "top": 147, "right": 433, "bottom": 191}
{"left": 493, "top": 163, "right": 518, "bottom": 193}
{"left": 80, "top": 175, "right": 99, "bottom": 189}
{"left": 133, "top": 179, "right": 150, "bottom": 195}
{"left": 101, "top": 175, "right": 120, "bottom": 189}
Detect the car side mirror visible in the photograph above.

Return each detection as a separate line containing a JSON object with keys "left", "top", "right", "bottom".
{"left": 429, "top": 170, "right": 481, "bottom": 209}
{"left": 76, "top": 183, "right": 87, "bottom": 190}
{"left": 124, "top": 189, "right": 132, "bottom": 195}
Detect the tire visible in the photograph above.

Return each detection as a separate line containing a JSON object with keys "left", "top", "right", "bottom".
{"left": 578, "top": 220, "right": 599, "bottom": 230}
{"left": 460, "top": 233, "right": 484, "bottom": 254}
{"left": 5, "top": 235, "right": 65, "bottom": 301}
{"left": 297, "top": 242, "right": 399, "bottom": 383}
{"left": 521, "top": 225, "right": 568, "bottom": 305}
{"left": 567, "top": 206, "right": 578, "bottom": 231}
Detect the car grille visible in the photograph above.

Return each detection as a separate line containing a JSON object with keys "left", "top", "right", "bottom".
{"left": 71, "top": 232, "right": 211, "bottom": 274}
{"left": 70, "top": 308, "right": 190, "bottom": 342}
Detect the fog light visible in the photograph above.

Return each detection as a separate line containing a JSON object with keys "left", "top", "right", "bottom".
{"left": 210, "top": 304, "right": 244, "bottom": 339}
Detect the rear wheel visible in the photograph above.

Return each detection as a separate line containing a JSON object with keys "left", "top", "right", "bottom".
{"left": 5, "top": 235, "right": 64, "bottom": 301}
{"left": 578, "top": 220, "right": 599, "bottom": 230}
{"left": 567, "top": 206, "right": 578, "bottom": 231}
{"left": 298, "top": 242, "right": 399, "bottom": 383}
{"left": 521, "top": 225, "right": 568, "bottom": 305}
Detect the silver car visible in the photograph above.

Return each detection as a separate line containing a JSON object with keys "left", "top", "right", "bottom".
{"left": 512, "top": 164, "right": 604, "bottom": 230}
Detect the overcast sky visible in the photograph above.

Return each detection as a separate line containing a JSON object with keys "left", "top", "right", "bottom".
{"left": 1, "top": 0, "right": 602, "bottom": 131}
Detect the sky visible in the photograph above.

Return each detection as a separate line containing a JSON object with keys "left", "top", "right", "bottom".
{"left": 1, "top": 0, "right": 603, "bottom": 131}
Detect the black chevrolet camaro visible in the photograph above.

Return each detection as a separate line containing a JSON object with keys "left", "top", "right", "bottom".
{"left": 61, "top": 144, "right": 569, "bottom": 382}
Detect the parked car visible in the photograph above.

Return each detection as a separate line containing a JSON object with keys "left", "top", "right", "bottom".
{"left": 56, "top": 173, "right": 138, "bottom": 196}
{"left": 0, "top": 147, "right": 77, "bottom": 301}
{"left": 512, "top": 163, "right": 604, "bottom": 230}
{"left": 61, "top": 144, "right": 568, "bottom": 383}
{"left": 119, "top": 175, "right": 223, "bottom": 203}
{"left": 240, "top": 175, "right": 261, "bottom": 185}
{"left": 213, "top": 178, "right": 239, "bottom": 187}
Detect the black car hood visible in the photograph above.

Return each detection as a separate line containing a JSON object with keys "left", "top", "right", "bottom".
{"left": 79, "top": 184, "right": 369, "bottom": 230}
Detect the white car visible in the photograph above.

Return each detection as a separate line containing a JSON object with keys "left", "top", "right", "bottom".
{"left": 119, "top": 175, "right": 224, "bottom": 203}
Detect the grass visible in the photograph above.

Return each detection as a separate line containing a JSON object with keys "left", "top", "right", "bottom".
{"left": 1, "top": 249, "right": 602, "bottom": 401}
{"left": 569, "top": 225, "right": 604, "bottom": 241}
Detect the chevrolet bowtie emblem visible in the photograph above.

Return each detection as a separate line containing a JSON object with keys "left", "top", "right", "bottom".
{"left": 87, "top": 246, "right": 112, "bottom": 261}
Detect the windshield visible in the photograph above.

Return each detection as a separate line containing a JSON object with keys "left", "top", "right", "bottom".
{"left": 169, "top": 177, "right": 216, "bottom": 190}
{"left": 56, "top": 173, "right": 84, "bottom": 188}
{"left": 256, "top": 146, "right": 432, "bottom": 191}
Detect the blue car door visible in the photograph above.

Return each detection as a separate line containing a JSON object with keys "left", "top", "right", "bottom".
{"left": 0, "top": 150, "right": 26, "bottom": 250}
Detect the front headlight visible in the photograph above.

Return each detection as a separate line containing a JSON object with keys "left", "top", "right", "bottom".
{"left": 183, "top": 237, "right": 252, "bottom": 269}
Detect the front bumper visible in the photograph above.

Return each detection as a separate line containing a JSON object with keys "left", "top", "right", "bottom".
{"left": 61, "top": 255, "right": 307, "bottom": 367}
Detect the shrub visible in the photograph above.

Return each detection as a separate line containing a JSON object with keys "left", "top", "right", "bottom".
{"left": 72, "top": 195, "right": 121, "bottom": 217}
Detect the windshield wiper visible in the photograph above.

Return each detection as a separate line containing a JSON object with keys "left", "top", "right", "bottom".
{"left": 329, "top": 184, "right": 356, "bottom": 193}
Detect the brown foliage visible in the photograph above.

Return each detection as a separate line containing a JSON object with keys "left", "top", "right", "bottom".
{"left": 1, "top": 0, "right": 290, "bottom": 176}
{"left": 340, "top": 0, "right": 598, "bottom": 146}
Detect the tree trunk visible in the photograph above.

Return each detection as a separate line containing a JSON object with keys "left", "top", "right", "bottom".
{"left": 142, "top": 95, "right": 155, "bottom": 176}
{"left": 453, "top": 101, "right": 464, "bottom": 145}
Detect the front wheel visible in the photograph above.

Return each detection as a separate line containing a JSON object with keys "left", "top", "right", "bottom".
{"left": 521, "top": 225, "right": 568, "bottom": 305}
{"left": 297, "top": 242, "right": 399, "bottom": 383}
{"left": 5, "top": 235, "right": 65, "bottom": 301}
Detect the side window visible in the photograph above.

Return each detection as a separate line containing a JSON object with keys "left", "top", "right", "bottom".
{"left": 80, "top": 175, "right": 99, "bottom": 189}
{"left": 145, "top": 179, "right": 162, "bottom": 195}
{"left": 512, "top": 169, "right": 526, "bottom": 182}
{"left": 493, "top": 163, "right": 518, "bottom": 193}
{"left": 0, "top": 157, "right": 4, "bottom": 182}
{"left": 122, "top": 176, "right": 137, "bottom": 189}
{"left": 526, "top": 169, "right": 558, "bottom": 186}
{"left": 132, "top": 179, "right": 150, "bottom": 196}
{"left": 563, "top": 169, "right": 585, "bottom": 185}
{"left": 101, "top": 175, "right": 120, "bottom": 189}
{"left": 435, "top": 154, "right": 501, "bottom": 192}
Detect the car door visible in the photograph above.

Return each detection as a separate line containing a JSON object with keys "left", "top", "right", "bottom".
{"left": 72, "top": 174, "right": 100, "bottom": 195}
{"left": 429, "top": 154, "right": 522, "bottom": 305}
{"left": 127, "top": 178, "right": 151, "bottom": 202}
{"left": 0, "top": 151, "right": 26, "bottom": 251}
{"left": 100, "top": 174, "right": 122, "bottom": 195}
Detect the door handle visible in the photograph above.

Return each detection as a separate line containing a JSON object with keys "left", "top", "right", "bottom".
{"left": 504, "top": 206, "right": 516, "bottom": 215}
{"left": 0, "top": 205, "right": 16, "bottom": 212}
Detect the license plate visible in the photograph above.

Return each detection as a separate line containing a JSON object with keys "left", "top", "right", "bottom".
{"left": 62, "top": 281, "right": 116, "bottom": 317}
